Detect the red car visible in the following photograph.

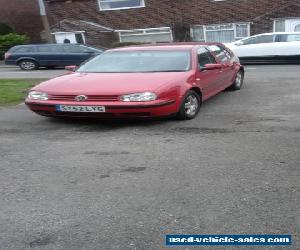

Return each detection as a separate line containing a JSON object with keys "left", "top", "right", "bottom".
{"left": 25, "top": 43, "right": 244, "bottom": 120}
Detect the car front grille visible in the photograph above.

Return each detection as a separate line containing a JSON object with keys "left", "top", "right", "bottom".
{"left": 48, "top": 94, "right": 119, "bottom": 102}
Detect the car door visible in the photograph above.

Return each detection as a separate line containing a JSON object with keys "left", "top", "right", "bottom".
{"left": 36, "top": 45, "right": 64, "bottom": 66}
{"left": 195, "top": 47, "right": 224, "bottom": 100}
{"left": 232, "top": 34, "right": 276, "bottom": 61}
{"left": 273, "top": 34, "right": 300, "bottom": 62}
{"left": 207, "top": 45, "right": 233, "bottom": 87}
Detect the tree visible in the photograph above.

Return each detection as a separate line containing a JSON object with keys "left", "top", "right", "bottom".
{"left": 0, "top": 23, "right": 15, "bottom": 35}
{"left": 0, "top": 33, "right": 29, "bottom": 59}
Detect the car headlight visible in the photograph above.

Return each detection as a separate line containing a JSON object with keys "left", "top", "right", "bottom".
{"left": 28, "top": 91, "right": 48, "bottom": 100}
{"left": 120, "top": 92, "right": 157, "bottom": 102}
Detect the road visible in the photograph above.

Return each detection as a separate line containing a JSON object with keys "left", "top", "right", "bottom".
{"left": 0, "top": 65, "right": 299, "bottom": 249}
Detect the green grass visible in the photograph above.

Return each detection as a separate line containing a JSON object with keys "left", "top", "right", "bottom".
{"left": 0, "top": 79, "right": 44, "bottom": 106}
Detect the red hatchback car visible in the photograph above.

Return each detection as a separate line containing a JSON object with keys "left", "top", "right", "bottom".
{"left": 26, "top": 43, "right": 244, "bottom": 120}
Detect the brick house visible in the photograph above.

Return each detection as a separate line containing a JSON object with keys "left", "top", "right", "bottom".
{"left": 45, "top": 0, "right": 300, "bottom": 47}
{"left": 0, "top": 0, "right": 43, "bottom": 42}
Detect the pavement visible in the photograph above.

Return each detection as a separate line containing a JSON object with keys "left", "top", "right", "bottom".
{"left": 0, "top": 65, "right": 67, "bottom": 79}
{"left": 0, "top": 65, "right": 299, "bottom": 249}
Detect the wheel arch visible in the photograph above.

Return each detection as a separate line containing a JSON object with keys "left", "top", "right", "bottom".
{"left": 189, "top": 87, "right": 202, "bottom": 103}
{"left": 16, "top": 57, "right": 39, "bottom": 65}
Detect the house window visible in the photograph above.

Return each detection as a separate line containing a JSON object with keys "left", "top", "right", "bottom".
{"left": 274, "top": 20, "right": 286, "bottom": 32}
{"left": 117, "top": 27, "right": 173, "bottom": 43}
{"left": 191, "top": 23, "right": 250, "bottom": 43}
{"left": 53, "top": 32, "right": 86, "bottom": 44}
{"left": 98, "top": 0, "right": 145, "bottom": 10}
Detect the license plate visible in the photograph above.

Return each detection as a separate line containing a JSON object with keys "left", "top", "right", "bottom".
{"left": 56, "top": 105, "right": 105, "bottom": 113}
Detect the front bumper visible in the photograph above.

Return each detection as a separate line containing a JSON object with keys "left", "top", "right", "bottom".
{"left": 25, "top": 99, "right": 178, "bottom": 118}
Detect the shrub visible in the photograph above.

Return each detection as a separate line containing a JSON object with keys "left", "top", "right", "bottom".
{"left": 0, "top": 33, "right": 29, "bottom": 59}
{"left": 0, "top": 23, "right": 15, "bottom": 35}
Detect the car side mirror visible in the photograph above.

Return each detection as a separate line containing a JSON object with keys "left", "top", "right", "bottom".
{"left": 204, "top": 63, "right": 223, "bottom": 70}
{"left": 65, "top": 65, "right": 77, "bottom": 72}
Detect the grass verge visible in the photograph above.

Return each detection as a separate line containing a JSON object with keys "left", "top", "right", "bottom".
{"left": 0, "top": 79, "right": 44, "bottom": 106}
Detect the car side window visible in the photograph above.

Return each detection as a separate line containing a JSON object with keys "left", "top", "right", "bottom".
{"left": 14, "top": 47, "right": 34, "bottom": 53}
{"left": 79, "top": 46, "right": 95, "bottom": 53}
{"left": 207, "top": 45, "right": 229, "bottom": 64}
{"left": 286, "top": 34, "right": 300, "bottom": 42}
{"left": 37, "top": 45, "right": 63, "bottom": 53}
{"left": 62, "top": 45, "right": 83, "bottom": 53}
{"left": 243, "top": 35, "right": 275, "bottom": 45}
{"left": 197, "top": 47, "right": 216, "bottom": 70}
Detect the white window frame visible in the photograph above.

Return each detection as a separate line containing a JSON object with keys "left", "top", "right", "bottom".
{"left": 116, "top": 27, "right": 173, "bottom": 43}
{"left": 191, "top": 23, "right": 250, "bottom": 42}
{"left": 98, "top": 0, "right": 145, "bottom": 11}
{"left": 51, "top": 31, "right": 86, "bottom": 44}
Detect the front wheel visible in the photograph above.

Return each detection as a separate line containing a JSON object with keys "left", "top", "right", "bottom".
{"left": 176, "top": 90, "right": 201, "bottom": 120}
{"left": 18, "top": 60, "right": 39, "bottom": 70}
{"left": 228, "top": 70, "right": 244, "bottom": 91}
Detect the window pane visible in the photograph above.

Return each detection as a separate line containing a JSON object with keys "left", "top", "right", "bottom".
{"left": 287, "top": 34, "right": 300, "bottom": 42}
{"left": 207, "top": 45, "right": 229, "bottom": 63}
{"left": 295, "top": 24, "right": 300, "bottom": 32}
{"left": 37, "top": 46, "right": 62, "bottom": 53}
{"left": 100, "top": 0, "right": 143, "bottom": 10}
{"left": 206, "top": 30, "right": 235, "bottom": 43}
{"left": 243, "top": 35, "right": 275, "bottom": 45}
{"left": 236, "top": 24, "right": 248, "bottom": 38}
{"left": 274, "top": 20, "right": 285, "bottom": 32}
{"left": 61, "top": 45, "right": 80, "bottom": 53}
{"left": 15, "top": 47, "right": 33, "bottom": 53}
{"left": 206, "top": 24, "right": 233, "bottom": 31}
{"left": 121, "top": 33, "right": 172, "bottom": 43}
{"left": 191, "top": 26, "right": 205, "bottom": 41}
{"left": 198, "top": 48, "right": 216, "bottom": 69}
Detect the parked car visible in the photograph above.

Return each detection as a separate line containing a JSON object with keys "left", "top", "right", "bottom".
{"left": 226, "top": 32, "right": 300, "bottom": 64}
{"left": 25, "top": 43, "right": 244, "bottom": 120}
{"left": 4, "top": 44, "right": 105, "bottom": 70}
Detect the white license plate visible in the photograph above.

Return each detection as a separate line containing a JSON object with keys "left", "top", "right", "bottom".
{"left": 56, "top": 105, "right": 106, "bottom": 113}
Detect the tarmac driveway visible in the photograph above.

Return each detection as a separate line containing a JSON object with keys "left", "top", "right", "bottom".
{"left": 0, "top": 65, "right": 299, "bottom": 249}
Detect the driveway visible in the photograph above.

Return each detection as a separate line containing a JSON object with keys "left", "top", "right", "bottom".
{"left": 0, "top": 65, "right": 299, "bottom": 249}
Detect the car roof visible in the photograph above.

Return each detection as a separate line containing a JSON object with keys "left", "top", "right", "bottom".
{"left": 250, "top": 32, "right": 300, "bottom": 36}
{"left": 110, "top": 42, "right": 224, "bottom": 51}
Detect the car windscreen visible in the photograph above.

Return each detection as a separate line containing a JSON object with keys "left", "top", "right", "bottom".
{"left": 77, "top": 50, "right": 191, "bottom": 73}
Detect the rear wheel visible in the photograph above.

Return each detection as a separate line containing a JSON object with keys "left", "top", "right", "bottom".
{"left": 228, "top": 70, "right": 244, "bottom": 91}
{"left": 18, "top": 60, "right": 39, "bottom": 70}
{"left": 176, "top": 90, "right": 201, "bottom": 120}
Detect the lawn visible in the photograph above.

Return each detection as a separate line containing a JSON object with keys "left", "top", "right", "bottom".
{"left": 0, "top": 79, "right": 44, "bottom": 106}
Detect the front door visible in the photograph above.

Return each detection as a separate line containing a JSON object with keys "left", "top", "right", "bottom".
{"left": 196, "top": 47, "right": 224, "bottom": 100}
{"left": 285, "top": 19, "right": 300, "bottom": 32}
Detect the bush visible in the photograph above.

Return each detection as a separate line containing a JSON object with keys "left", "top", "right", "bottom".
{"left": 0, "top": 33, "right": 29, "bottom": 59}
{"left": 0, "top": 23, "right": 15, "bottom": 35}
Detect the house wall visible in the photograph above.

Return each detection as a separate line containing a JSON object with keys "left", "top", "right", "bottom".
{"left": 45, "top": 0, "right": 300, "bottom": 46}
{"left": 0, "top": 0, "right": 43, "bottom": 42}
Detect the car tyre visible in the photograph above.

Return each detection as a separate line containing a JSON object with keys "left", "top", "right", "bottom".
{"left": 18, "top": 60, "right": 39, "bottom": 71}
{"left": 176, "top": 90, "right": 201, "bottom": 120}
{"left": 228, "top": 70, "right": 244, "bottom": 91}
